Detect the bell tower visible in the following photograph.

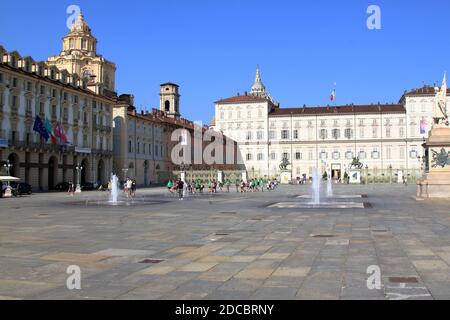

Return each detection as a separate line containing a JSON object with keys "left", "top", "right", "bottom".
{"left": 160, "top": 83, "right": 180, "bottom": 118}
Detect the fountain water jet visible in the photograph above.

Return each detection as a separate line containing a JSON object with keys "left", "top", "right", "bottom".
{"left": 110, "top": 174, "right": 119, "bottom": 204}
{"left": 311, "top": 167, "right": 321, "bottom": 204}
{"left": 326, "top": 170, "right": 333, "bottom": 197}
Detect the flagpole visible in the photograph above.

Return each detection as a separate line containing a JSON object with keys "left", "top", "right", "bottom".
{"left": 334, "top": 82, "right": 336, "bottom": 107}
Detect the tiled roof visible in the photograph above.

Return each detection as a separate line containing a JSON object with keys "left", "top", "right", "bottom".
{"left": 215, "top": 95, "right": 272, "bottom": 104}
{"left": 269, "top": 104, "right": 405, "bottom": 116}
{"left": 404, "top": 86, "right": 450, "bottom": 96}
{"left": 0, "top": 63, "right": 114, "bottom": 102}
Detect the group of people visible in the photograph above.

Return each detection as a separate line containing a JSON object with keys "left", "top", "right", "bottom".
{"left": 167, "top": 178, "right": 279, "bottom": 198}
{"left": 238, "top": 179, "right": 278, "bottom": 192}
{"left": 120, "top": 178, "right": 137, "bottom": 197}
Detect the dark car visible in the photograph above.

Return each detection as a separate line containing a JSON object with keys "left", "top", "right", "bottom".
{"left": 54, "top": 182, "right": 71, "bottom": 191}
{"left": 81, "top": 182, "right": 96, "bottom": 191}
{"left": 9, "top": 182, "right": 32, "bottom": 195}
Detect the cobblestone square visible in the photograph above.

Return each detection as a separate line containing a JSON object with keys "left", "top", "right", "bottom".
{"left": 1, "top": 184, "right": 450, "bottom": 300}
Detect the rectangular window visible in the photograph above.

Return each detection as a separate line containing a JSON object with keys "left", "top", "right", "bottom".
{"left": 345, "top": 151, "right": 353, "bottom": 159}
{"left": 257, "top": 153, "right": 264, "bottom": 161}
{"left": 246, "top": 153, "right": 252, "bottom": 161}
{"left": 26, "top": 81, "right": 32, "bottom": 91}
{"left": 281, "top": 130, "right": 289, "bottom": 140}
{"left": 12, "top": 78, "right": 17, "bottom": 87}
{"left": 270, "top": 152, "right": 276, "bottom": 160}
{"left": 282, "top": 152, "right": 289, "bottom": 160}
{"left": 269, "top": 130, "right": 276, "bottom": 140}
{"left": 344, "top": 128, "right": 353, "bottom": 139}
{"left": 257, "top": 131, "right": 264, "bottom": 140}
{"left": 293, "top": 130, "right": 299, "bottom": 139}
{"left": 246, "top": 131, "right": 253, "bottom": 141}
{"left": 295, "top": 152, "right": 302, "bottom": 160}
{"left": 12, "top": 96, "right": 18, "bottom": 108}
{"left": 332, "top": 129, "right": 340, "bottom": 139}
{"left": 128, "top": 141, "right": 132, "bottom": 153}
{"left": 319, "top": 129, "right": 327, "bottom": 139}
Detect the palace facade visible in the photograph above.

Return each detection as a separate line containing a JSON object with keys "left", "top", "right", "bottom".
{"left": 1, "top": 12, "right": 241, "bottom": 190}
{"left": 0, "top": 46, "right": 114, "bottom": 190}
{"left": 213, "top": 67, "right": 450, "bottom": 181}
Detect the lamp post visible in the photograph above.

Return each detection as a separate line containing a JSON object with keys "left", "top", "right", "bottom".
{"left": 3, "top": 160, "right": 13, "bottom": 186}
{"left": 3, "top": 160, "right": 13, "bottom": 197}
{"left": 365, "top": 165, "right": 369, "bottom": 184}
{"left": 121, "top": 168, "right": 129, "bottom": 186}
{"left": 75, "top": 164, "right": 83, "bottom": 193}
{"left": 389, "top": 164, "right": 393, "bottom": 184}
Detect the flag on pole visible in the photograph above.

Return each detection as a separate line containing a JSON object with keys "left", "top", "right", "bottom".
{"left": 54, "top": 122, "right": 69, "bottom": 145}
{"left": 32, "top": 115, "right": 50, "bottom": 141}
{"left": 330, "top": 84, "right": 336, "bottom": 101}
{"left": 44, "top": 118, "right": 58, "bottom": 144}
{"left": 420, "top": 119, "right": 426, "bottom": 135}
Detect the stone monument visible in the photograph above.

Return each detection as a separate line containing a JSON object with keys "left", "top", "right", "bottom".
{"left": 279, "top": 157, "right": 291, "bottom": 184}
{"left": 348, "top": 157, "right": 363, "bottom": 184}
{"left": 417, "top": 73, "right": 450, "bottom": 198}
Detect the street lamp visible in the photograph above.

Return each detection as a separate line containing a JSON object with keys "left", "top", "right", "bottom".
{"left": 75, "top": 164, "right": 83, "bottom": 193}
{"left": 3, "top": 160, "right": 13, "bottom": 186}
{"left": 3, "top": 160, "right": 13, "bottom": 197}
{"left": 389, "top": 164, "right": 393, "bottom": 184}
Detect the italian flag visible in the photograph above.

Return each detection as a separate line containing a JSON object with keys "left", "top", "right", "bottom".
{"left": 330, "top": 88, "right": 336, "bottom": 101}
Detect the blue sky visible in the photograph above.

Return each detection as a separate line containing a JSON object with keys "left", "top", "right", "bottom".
{"left": 1, "top": 0, "right": 450, "bottom": 124}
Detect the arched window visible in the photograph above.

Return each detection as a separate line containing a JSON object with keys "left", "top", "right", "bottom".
{"left": 164, "top": 100, "right": 170, "bottom": 112}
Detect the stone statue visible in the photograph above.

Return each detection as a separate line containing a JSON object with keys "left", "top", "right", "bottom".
{"left": 433, "top": 73, "right": 449, "bottom": 126}
{"left": 279, "top": 157, "right": 290, "bottom": 171}
{"left": 349, "top": 157, "right": 363, "bottom": 170}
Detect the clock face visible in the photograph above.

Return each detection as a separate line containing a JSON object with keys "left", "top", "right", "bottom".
{"left": 82, "top": 69, "right": 92, "bottom": 80}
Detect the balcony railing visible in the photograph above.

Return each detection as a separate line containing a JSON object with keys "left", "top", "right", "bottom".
{"left": 8, "top": 140, "right": 75, "bottom": 153}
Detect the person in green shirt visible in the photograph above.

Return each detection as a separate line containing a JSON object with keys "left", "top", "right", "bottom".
{"left": 167, "top": 180, "right": 174, "bottom": 193}
{"left": 225, "top": 179, "right": 230, "bottom": 192}
{"left": 260, "top": 178, "right": 265, "bottom": 192}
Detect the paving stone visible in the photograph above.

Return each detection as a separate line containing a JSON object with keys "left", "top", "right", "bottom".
{"left": 2, "top": 185, "right": 450, "bottom": 299}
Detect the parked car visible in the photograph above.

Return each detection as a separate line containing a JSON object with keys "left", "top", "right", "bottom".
{"left": 54, "top": 182, "right": 70, "bottom": 191}
{"left": 9, "top": 182, "right": 32, "bottom": 195}
{"left": 81, "top": 182, "right": 96, "bottom": 191}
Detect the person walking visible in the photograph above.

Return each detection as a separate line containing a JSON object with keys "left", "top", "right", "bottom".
{"left": 226, "top": 179, "right": 230, "bottom": 192}
{"left": 131, "top": 179, "right": 137, "bottom": 197}
{"left": 177, "top": 178, "right": 184, "bottom": 200}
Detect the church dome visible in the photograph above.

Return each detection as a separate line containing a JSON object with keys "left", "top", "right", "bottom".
{"left": 250, "top": 66, "right": 266, "bottom": 95}
{"left": 70, "top": 12, "right": 92, "bottom": 34}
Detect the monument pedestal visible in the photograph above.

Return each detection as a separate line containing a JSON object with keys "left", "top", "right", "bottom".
{"left": 280, "top": 171, "right": 291, "bottom": 184}
{"left": 417, "top": 127, "right": 450, "bottom": 199}
{"left": 349, "top": 169, "right": 361, "bottom": 184}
